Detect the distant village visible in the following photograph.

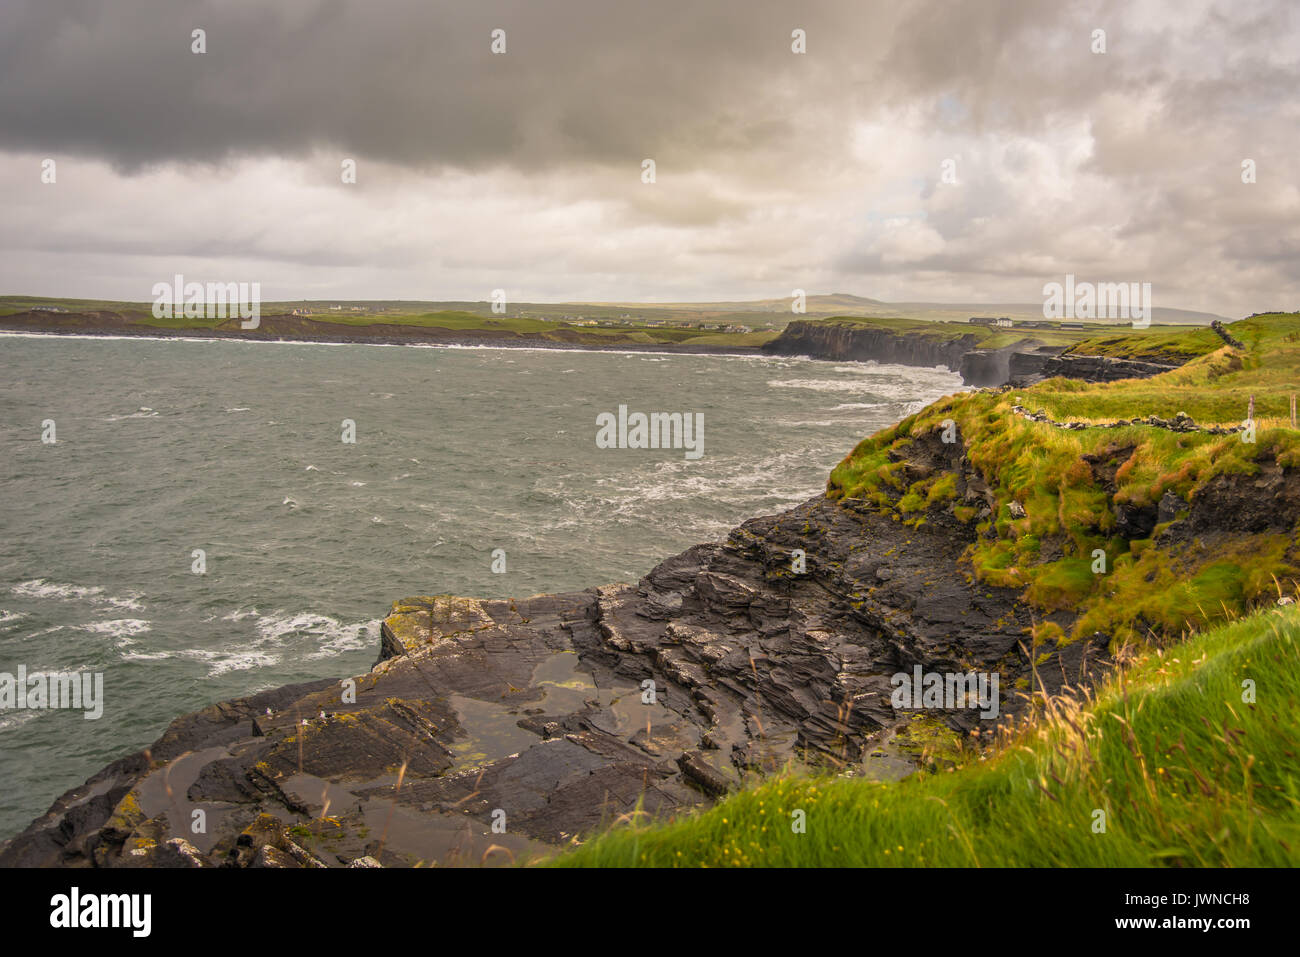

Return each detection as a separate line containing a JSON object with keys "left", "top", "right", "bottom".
{"left": 291, "top": 304, "right": 365, "bottom": 317}
{"left": 284, "top": 304, "right": 758, "bottom": 332}
{"left": 967, "top": 316, "right": 1136, "bottom": 331}
{"left": 555, "top": 315, "right": 756, "bottom": 333}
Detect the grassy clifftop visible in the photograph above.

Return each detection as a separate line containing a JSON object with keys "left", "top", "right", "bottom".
{"left": 1062, "top": 326, "right": 1224, "bottom": 363}
{"left": 810, "top": 314, "right": 1076, "bottom": 350}
{"left": 783, "top": 314, "right": 1229, "bottom": 356}
{"left": 828, "top": 313, "right": 1300, "bottom": 649}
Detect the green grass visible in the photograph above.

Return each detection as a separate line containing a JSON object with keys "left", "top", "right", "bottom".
{"left": 1063, "top": 326, "right": 1224, "bottom": 363}
{"left": 827, "top": 314, "right": 1300, "bottom": 647}
{"left": 677, "top": 330, "right": 780, "bottom": 347}
{"left": 294, "top": 310, "right": 767, "bottom": 345}
{"left": 311, "top": 311, "right": 767, "bottom": 346}
{"left": 817, "top": 314, "right": 1000, "bottom": 344}
{"left": 3, "top": 298, "right": 768, "bottom": 348}
{"left": 549, "top": 604, "right": 1300, "bottom": 867}
{"left": 299, "top": 310, "right": 562, "bottom": 333}
{"left": 810, "top": 314, "right": 1184, "bottom": 349}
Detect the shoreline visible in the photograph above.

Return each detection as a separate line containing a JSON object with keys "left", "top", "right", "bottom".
{"left": 0, "top": 319, "right": 766, "bottom": 358}
{"left": 0, "top": 328, "right": 970, "bottom": 375}
{"left": 3, "top": 314, "right": 1194, "bottom": 389}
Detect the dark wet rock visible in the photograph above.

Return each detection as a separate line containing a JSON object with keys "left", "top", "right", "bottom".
{"left": 0, "top": 396, "right": 1273, "bottom": 867}
{"left": 960, "top": 348, "right": 1023, "bottom": 387}
{"left": 677, "top": 751, "right": 739, "bottom": 798}
{"left": 1006, "top": 346, "right": 1069, "bottom": 386}
{"left": 764, "top": 321, "right": 981, "bottom": 375}
{"left": 1211, "top": 320, "right": 1244, "bottom": 349}
{"left": 2, "top": 463, "right": 1125, "bottom": 867}
{"left": 1040, "top": 354, "right": 1182, "bottom": 383}
{"left": 232, "top": 814, "right": 326, "bottom": 869}
{"left": 188, "top": 757, "right": 259, "bottom": 804}
{"left": 1114, "top": 501, "right": 1158, "bottom": 539}
{"left": 1157, "top": 490, "right": 1189, "bottom": 524}
{"left": 763, "top": 322, "right": 1188, "bottom": 387}
{"left": 154, "top": 837, "right": 211, "bottom": 868}
{"left": 1185, "top": 454, "right": 1300, "bottom": 535}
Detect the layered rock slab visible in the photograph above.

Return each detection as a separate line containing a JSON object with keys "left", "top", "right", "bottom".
{"left": 0, "top": 493, "right": 1109, "bottom": 868}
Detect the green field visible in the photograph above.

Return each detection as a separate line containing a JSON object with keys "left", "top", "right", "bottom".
{"left": 0, "top": 296, "right": 781, "bottom": 348}
{"left": 811, "top": 314, "right": 1220, "bottom": 355}
{"left": 1065, "top": 326, "right": 1225, "bottom": 363}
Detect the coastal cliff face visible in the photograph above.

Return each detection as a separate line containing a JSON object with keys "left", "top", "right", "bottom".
{"left": 0, "top": 433, "right": 1112, "bottom": 868}
{"left": 958, "top": 347, "right": 1056, "bottom": 387}
{"left": 764, "top": 321, "right": 981, "bottom": 372}
{"left": 1037, "top": 354, "right": 1181, "bottom": 383}
{"left": 765, "top": 320, "right": 1188, "bottom": 387}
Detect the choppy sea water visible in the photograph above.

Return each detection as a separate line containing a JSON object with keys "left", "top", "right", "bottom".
{"left": 0, "top": 334, "right": 962, "bottom": 838}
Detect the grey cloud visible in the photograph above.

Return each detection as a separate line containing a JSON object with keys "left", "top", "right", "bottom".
{"left": 1, "top": 0, "right": 1298, "bottom": 315}
{"left": 0, "top": 0, "right": 880, "bottom": 174}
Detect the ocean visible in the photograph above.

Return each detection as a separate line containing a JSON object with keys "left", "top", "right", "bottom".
{"left": 0, "top": 333, "right": 962, "bottom": 838}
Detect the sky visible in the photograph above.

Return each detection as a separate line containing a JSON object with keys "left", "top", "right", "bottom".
{"left": 1, "top": 0, "right": 1297, "bottom": 317}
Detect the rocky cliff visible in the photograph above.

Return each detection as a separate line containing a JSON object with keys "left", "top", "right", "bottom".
{"left": 959, "top": 345, "right": 1070, "bottom": 387}
{"left": 0, "top": 432, "right": 1114, "bottom": 868}
{"left": 764, "top": 321, "right": 1182, "bottom": 386}
{"left": 1033, "top": 354, "right": 1182, "bottom": 384}
{"left": 764, "top": 320, "right": 982, "bottom": 372}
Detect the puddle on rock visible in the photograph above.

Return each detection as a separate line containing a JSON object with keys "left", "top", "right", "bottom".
{"left": 280, "top": 771, "right": 547, "bottom": 867}
{"left": 133, "top": 745, "right": 242, "bottom": 853}
{"left": 446, "top": 649, "right": 599, "bottom": 772}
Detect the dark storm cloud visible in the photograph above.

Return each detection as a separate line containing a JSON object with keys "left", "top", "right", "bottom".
{"left": 1, "top": 0, "right": 1297, "bottom": 314}
{"left": 0, "top": 0, "right": 1182, "bottom": 174}
{"left": 0, "top": 0, "right": 892, "bottom": 173}
{"left": 2, "top": 0, "right": 1289, "bottom": 178}
{"left": 7, "top": 1, "right": 1293, "bottom": 184}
